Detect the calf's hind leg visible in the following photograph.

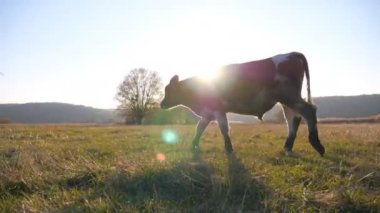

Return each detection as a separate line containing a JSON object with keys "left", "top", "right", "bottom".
{"left": 282, "top": 105, "right": 302, "bottom": 153}
{"left": 215, "top": 112, "right": 233, "bottom": 153}
{"left": 288, "top": 100, "right": 325, "bottom": 156}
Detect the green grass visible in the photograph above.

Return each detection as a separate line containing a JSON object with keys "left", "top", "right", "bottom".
{"left": 0, "top": 123, "right": 379, "bottom": 212}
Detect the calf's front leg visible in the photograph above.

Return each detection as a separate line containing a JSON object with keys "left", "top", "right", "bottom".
{"left": 192, "top": 117, "right": 211, "bottom": 151}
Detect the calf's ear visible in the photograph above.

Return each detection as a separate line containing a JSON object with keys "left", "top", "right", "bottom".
{"left": 170, "top": 75, "right": 179, "bottom": 85}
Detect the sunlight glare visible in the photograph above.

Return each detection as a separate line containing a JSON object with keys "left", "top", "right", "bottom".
{"left": 161, "top": 129, "right": 179, "bottom": 144}
{"left": 198, "top": 69, "right": 220, "bottom": 82}
{"left": 156, "top": 153, "right": 166, "bottom": 162}
{"left": 139, "top": 13, "right": 241, "bottom": 81}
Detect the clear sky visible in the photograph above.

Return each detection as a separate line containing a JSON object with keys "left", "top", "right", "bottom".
{"left": 1, "top": 0, "right": 379, "bottom": 109}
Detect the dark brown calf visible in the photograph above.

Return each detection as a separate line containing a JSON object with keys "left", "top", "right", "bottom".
{"left": 161, "top": 52, "right": 325, "bottom": 156}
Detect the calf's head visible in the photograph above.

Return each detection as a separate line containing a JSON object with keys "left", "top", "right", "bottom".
{"left": 160, "top": 75, "right": 180, "bottom": 109}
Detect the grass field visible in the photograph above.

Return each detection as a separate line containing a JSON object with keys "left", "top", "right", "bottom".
{"left": 1, "top": 123, "right": 379, "bottom": 212}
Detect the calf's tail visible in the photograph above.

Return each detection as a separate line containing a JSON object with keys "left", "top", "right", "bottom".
{"left": 295, "top": 52, "right": 312, "bottom": 103}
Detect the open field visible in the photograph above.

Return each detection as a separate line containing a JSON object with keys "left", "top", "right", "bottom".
{"left": 1, "top": 123, "right": 379, "bottom": 212}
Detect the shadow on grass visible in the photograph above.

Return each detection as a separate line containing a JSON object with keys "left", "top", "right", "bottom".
{"left": 59, "top": 171, "right": 99, "bottom": 190}
{"left": 225, "top": 153, "right": 270, "bottom": 212}
{"left": 60, "top": 151, "right": 271, "bottom": 212}
{"left": 0, "top": 180, "right": 33, "bottom": 198}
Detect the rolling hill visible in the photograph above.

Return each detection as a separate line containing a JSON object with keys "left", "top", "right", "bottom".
{"left": 0, "top": 103, "right": 117, "bottom": 124}
{"left": 314, "top": 94, "right": 380, "bottom": 118}
{"left": 0, "top": 94, "right": 379, "bottom": 124}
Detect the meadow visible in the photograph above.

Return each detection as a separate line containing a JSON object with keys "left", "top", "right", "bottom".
{"left": 0, "top": 123, "right": 379, "bottom": 212}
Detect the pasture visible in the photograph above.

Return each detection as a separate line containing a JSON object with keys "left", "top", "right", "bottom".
{"left": 0, "top": 123, "right": 379, "bottom": 212}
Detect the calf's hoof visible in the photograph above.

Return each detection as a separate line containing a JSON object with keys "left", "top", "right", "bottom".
{"left": 284, "top": 148, "right": 293, "bottom": 156}
{"left": 311, "top": 142, "right": 325, "bottom": 157}
{"left": 309, "top": 133, "right": 325, "bottom": 157}
{"left": 317, "top": 146, "right": 325, "bottom": 157}
{"left": 284, "top": 146, "right": 293, "bottom": 153}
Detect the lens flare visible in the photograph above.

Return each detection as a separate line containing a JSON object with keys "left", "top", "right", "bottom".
{"left": 161, "top": 129, "right": 179, "bottom": 144}
{"left": 156, "top": 153, "right": 166, "bottom": 161}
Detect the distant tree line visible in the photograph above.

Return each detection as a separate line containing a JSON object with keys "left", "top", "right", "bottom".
{"left": 0, "top": 103, "right": 115, "bottom": 124}
{"left": 0, "top": 118, "right": 12, "bottom": 124}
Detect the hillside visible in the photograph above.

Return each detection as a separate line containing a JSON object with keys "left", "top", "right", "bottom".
{"left": 314, "top": 94, "right": 380, "bottom": 118}
{"left": 228, "top": 94, "right": 380, "bottom": 123}
{"left": 0, "top": 103, "right": 117, "bottom": 124}
{"left": 259, "top": 94, "right": 380, "bottom": 122}
{"left": 0, "top": 94, "right": 379, "bottom": 124}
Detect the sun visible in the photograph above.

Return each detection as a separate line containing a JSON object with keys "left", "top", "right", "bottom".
{"left": 196, "top": 69, "right": 219, "bottom": 82}
{"left": 146, "top": 13, "right": 236, "bottom": 82}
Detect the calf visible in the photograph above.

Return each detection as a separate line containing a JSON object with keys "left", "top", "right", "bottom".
{"left": 160, "top": 52, "right": 325, "bottom": 156}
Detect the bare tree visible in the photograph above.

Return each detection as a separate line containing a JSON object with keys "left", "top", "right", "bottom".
{"left": 116, "top": 68, "right": 162, "bottom": 124}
